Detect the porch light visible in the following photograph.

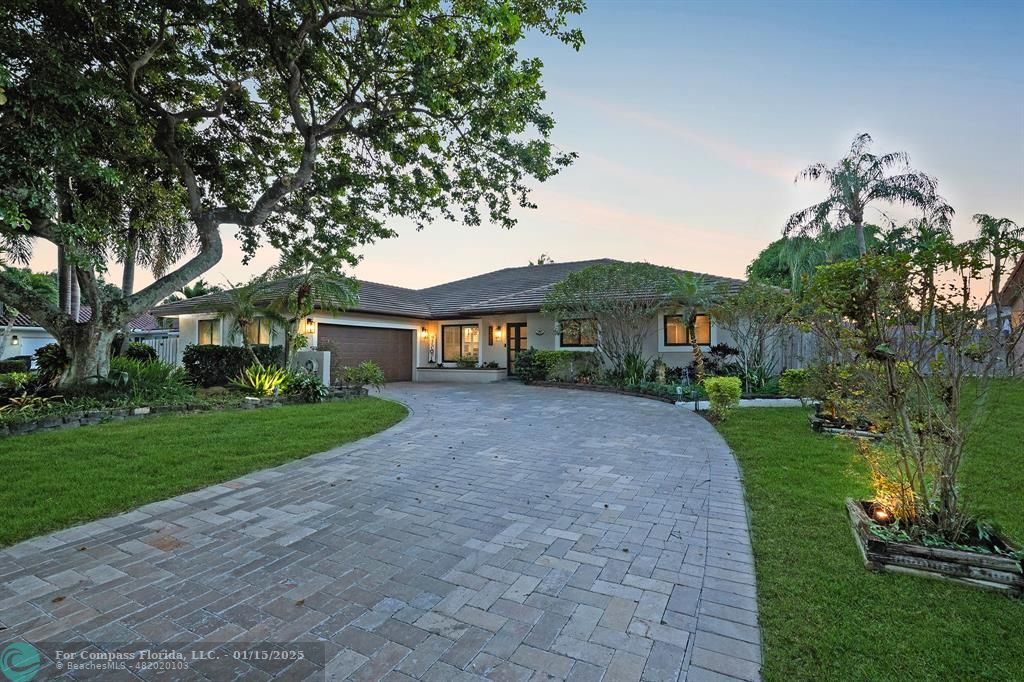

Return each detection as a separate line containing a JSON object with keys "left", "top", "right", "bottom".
{"left": 304, "top": 318, "right": 316, "bottom": 334}
{"left": 9, "top": 335, "right": 18, "bottom": 346}
{"left": 494, "top": 326, "right": 503, "bottom": 340}
{"left": 420, "top": 326, "right": 428, "bottom": 339}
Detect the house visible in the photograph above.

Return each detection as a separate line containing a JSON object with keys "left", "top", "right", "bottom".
{"left": 0, "top": 307, "right": 179, "bottom": 366}
{"left": 151, "top": 259, "right": 750, "bottom": 383}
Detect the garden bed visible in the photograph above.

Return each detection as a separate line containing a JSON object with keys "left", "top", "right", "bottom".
{"left": 528, "top": 380, "right": 678, "bottom": 403}
{"left": 0, "top": 386, "right": 368, "bottom": 438}
{"left": 846, "top": 498, "right": 1024, "bottom": 594}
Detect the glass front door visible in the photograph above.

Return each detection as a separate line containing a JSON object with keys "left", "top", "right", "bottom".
{"left": 506, "top": 323, "right": 528, "bottom": 375}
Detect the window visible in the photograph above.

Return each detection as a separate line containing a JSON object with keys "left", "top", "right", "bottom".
{"left": 244, "top": 318, "right": 273, "bottom": 345}
{"left": 442, "top": 324, "right": 480, "bottom": 362}
{"left": 664, "top": 314, "right": 711, "bottom": 346}
{"left": 197, "top": 319, "right": 220, "bottom": 345}
{"left": 559, "top": 319, "right": 597, "bottom": 347}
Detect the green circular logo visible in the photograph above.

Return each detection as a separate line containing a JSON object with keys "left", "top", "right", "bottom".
{"left": 0, "top": 643, "right": 40, "bottom": 682}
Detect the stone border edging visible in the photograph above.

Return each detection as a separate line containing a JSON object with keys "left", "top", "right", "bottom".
{"left": 0, "top": 387, "right": 369, "bottom": 438}
{"left": 527, "top": 380, "right": 678, "bottom": 404}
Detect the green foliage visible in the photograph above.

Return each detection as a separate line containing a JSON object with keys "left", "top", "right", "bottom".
{"left": 778, "top": 368, "right": 810, "bottom": 399}
{"left": 1, "top": 267, "right": 58, "bottom": 305}
{"left": 1, "top": 0, "right": 583, "bottom": 383}
{"left": 786, "top": 133, "right": 949, "bottom": 256}
{"left": 230, "top": 364, "right": 289, "bottom": 397}
{"left": 455, "top": 355, "right": 478, "bottom": 369}
{"left": 0, "top": 357, "right": 30, "bottom": 373}
{"left": 182, "top": 344, "right": 284, "bottom": 387}
{"left": 622, "top": 352, "right": 649, "bottom": 386}
{"left": 107, "top": 357, "right": 188, "bottom": 399}
{"left": 123, "top": 342, "right": 158, "bottom": 363}
{"left": 513, "top": 348, "right": 599, "bottom": 383}
{"left": 543, "top": 262, "right": 674, "bottom": 372}
{"left": 704, "top": 376, "right": 742, "bottom": 420}
{"left": 283, "top": 371, "right": 328, "bottom": 404}
{"left": 0, "top": 371, "right": 33, "bottom": 399}
{"left": 0, "top": 392, "right": 64, "bottom": 415}
{"left": 342, "top": 361, "right": 387, "bottom": 392}
{"left": 33, "top": 343, "right": 68, "bottom": 383}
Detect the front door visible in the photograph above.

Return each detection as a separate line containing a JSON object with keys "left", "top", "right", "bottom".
{"left": 506, "top": 323, "right": 528, "bottom": 376}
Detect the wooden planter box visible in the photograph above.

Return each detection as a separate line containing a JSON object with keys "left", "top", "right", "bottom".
{"left": 846, "top": 499, "right": 1024, "bottom": 594}
{"left": 810, "top": 415, "right": 883, "bottom": 440}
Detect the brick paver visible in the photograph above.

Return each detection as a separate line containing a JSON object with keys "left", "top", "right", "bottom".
{"left": 0, "top": 383, "right": 760, "bottom": 680}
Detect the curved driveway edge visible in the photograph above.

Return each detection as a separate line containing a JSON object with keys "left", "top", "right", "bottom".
{"left": 0, "top": 383, "right": 760, "bottom": 681}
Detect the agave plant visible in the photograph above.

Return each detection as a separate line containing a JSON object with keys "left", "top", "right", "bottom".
{"left": 230, "top": 364, "right": 290, "bottom": 397}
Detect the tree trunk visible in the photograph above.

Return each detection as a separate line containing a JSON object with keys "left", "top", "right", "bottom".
{"left": 58, "top": 246, "right": 72, "bottom": 314}
{"left": 69, "top": 266, "right": 81, "bottom": 322}
{"left": 854, "top": 221, "right": 867, "bottom": 257}
{"left": 122, "top": 231, "right": 137, "bottom": 296}
{"left": 60, "top": 324, "right": 118, "bottom": 384}
{"left": 689, "top": 324, "right": 706, "bottom": 384}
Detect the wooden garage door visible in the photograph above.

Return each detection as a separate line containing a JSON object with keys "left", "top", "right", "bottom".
{"left": 318, "top": 324, "right": 413, "bottom": 382}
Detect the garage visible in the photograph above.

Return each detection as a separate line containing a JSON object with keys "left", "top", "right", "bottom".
{"left": 317, "top": 324, "right": 414, "bottom": 383}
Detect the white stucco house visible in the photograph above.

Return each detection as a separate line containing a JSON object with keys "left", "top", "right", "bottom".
{"left": 150, "top": 258, "right": 775, "bottom": 383}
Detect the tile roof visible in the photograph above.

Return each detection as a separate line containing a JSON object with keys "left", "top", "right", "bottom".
{"left": 149, "top": 259, "right": 747, "bottom": 320}
{"left": 0, "top": 306, "right": 167, "bottom": 331}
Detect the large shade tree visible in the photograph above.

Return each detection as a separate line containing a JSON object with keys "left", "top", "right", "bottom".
{"left": 0, "top": 0, "right": 584, "bottom": 384}
{"left": 785, "top": 133, "right": 950, "bottom": 256}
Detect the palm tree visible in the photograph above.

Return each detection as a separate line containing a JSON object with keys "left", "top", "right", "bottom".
{"left": 216, "top": 277, "right": 287, "bottom": 369}
{"left": 669, "top": 272, "right": 723, "bottom": 383}
{"left": 786, "top": 133, "right": 950, "bottom": 256}
{"left": 163, "top": 278, "right": 223, "bottom": 303}
{"left": 973, "top": 214, "right": 1023, "bottom": 332}
{"left": 266, "top": 262, "right": 358, "bottom": 364}
{"left": 779, "top": 224, "right": 880, "bottom": 293}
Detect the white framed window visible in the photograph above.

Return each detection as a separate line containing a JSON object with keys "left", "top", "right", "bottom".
{"left": 197, "top": 318, "right": 221, "bottom": 345}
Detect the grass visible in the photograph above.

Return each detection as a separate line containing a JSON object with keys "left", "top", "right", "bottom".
{"left": 715, "top": 379, "right": 1024, "bottom": 682}
{"left": 0, "top": 397, "right": 407, "bottom": 547}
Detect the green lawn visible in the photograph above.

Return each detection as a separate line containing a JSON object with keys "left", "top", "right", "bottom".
{"left": 715, "top": 379, "right": 1024, "bottom": 682}
{"left": 0, "top": 398, "right": 407, "bottom": 547}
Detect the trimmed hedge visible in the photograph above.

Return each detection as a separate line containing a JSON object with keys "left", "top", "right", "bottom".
{"left": 182, "top": 344, "right": 284, "bottom": 387}
{"left": 0, "top": 357, "right": 31, "bottom": 373}
{"left": 514, "top": 348, "right": 599, "bottom": 383}
{"left": 123, "top": 342, "right": 158, "bottom": 362}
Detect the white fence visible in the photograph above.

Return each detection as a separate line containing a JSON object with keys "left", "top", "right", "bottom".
{"left": 135, "top": 335, "right": 179, "bottom": 365}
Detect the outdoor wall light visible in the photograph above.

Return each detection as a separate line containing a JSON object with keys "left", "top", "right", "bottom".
{"left": 420, "top": 326, "right": 428, "bottom": 339}
{"left": 9, "top": 335, "right": 18, "bottom": 346}
{"left": 304, "top": 318, "right": 316, "bottom": 334}
{"left": 494, "top": 326, "right": 503, "bottom": 340}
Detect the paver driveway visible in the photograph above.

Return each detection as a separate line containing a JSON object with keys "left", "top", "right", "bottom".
{"left": 0, "top": 383, "right": 760, "bottom": 681}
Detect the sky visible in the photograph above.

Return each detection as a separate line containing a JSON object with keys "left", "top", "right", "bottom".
{"left": 29, "top": 0, "right": 1024, "bottom": 291}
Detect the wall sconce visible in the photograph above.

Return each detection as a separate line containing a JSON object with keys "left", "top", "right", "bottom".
{"left": 9, "top": 335, "right": 18, "bottom": 346}
{"left": 304, "top": 318, "right": 316, "bottom": 334}
{"left": 420, "top": 326, "right": 428, "bottom": 339}
{"left": 494, "top": 325, "right": 503, "bottom": 341}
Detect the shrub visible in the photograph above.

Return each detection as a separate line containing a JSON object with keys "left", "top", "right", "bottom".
{"left": 123, "top": 342, "right": 158, "bottom": 363}
{"left": 514, "top": 349, "right": 599, "bottom": 383}
{"left": 779, "top": 368, "right": 810, "bottom": 399}
{"left": 182, "top": 344, "right": 284, "bottom": 387}
{"left": 0, "top": 357, "right": 31, "bottom": 373}
{"left": 0, "top": 371, "right": 33, "bottom": 400}
{"left": 34, "top": 343, "right": 68, "bottom": 382}
{"left": 284, "top": 371, "right": 329, "bottom": 403}
{"left": 230, "top": 364, "right": 289, "bottom": 397}
{"left": 342, "top": 361, "right": 386, "bottom": 392}
{"left": 705, "top": 376, "right": 742, "bottom": 420}
{"left": 512, "top": 348, "right": 547, "bottom": 382}
{"left": 108, "top": 357, "right": 189, "bottom": 399}
{"left": 622, "top": 352, "right": 649, "bottom": 386}
{"left": 455, "top": 355, "right": 477, "bottom": 369}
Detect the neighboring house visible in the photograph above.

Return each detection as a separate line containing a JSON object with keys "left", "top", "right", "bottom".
{"left": 997, "top": 255, "right": 1024, "bottom": 331}
{"left": 0, "top": 307, "right": 179, "bottom": 365}
{"left": 152, "top": 259, "right": 765, "bottom": 383}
